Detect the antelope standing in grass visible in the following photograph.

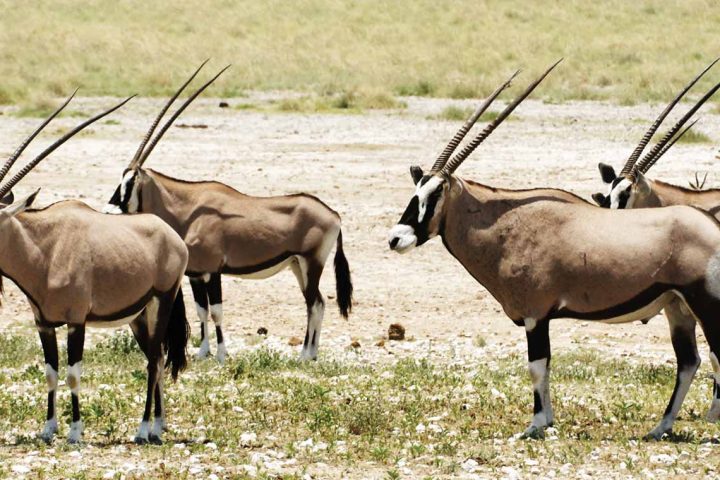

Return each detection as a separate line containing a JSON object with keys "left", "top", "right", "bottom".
{"left": 104, "top": 63, "right": 353, "bottom": 362}
{"left": 388, "top": 60, "right": 720, "bottom": 440}
{"left": 590, "top": 59, "right": 720, "bottom": 426}
{"left": 0, "top": 94, "right": 190, "bottom": 444}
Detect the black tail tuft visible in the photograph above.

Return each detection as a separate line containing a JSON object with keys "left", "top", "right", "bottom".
{"left": 333, "top": 230, "right": 353, "bottom": 319}
{"left": 165, "top": 285, "right": 190, "bottom": 381}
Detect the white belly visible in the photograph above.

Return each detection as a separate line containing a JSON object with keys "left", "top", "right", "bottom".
{"left": 234, "top": 256, "right": 296, "bottom": 280}
{"left": 596, "top": 290, "right": 677, "bottom": 324}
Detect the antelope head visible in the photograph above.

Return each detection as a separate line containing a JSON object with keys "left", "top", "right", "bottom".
{"left": 105, "top": 61, "right": 229, "bottom": 214}
{"left": 593, "top": 57, "right": 720, "bottom": 209}
{"left": 389, "top": 60, "right": 562, "bottom": 253}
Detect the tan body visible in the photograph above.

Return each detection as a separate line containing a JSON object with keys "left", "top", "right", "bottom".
{"left": 136, "top": 170, "right": 340, "bottom": 275}
{"left": 631, "top": 177, "right": 720, "bottom": 215}
{"left": 108, "top": 168, "right": 353, "bottom": 362}
{"left": 443, "top": 178, "right": 718, "bottom": 322}
{"left": 2, "top": 200, "right": 186, "bottom": 323}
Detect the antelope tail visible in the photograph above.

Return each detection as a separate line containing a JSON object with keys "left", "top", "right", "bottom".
{"left": 165, "top": 285, "right": 190, "bottom": 381}
{"left": 333, "top": 230, "right": 353, "bottom": 319}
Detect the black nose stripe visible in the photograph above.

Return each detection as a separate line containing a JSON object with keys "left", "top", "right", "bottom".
{"left": 389, "top": 237, "right": 399, "bottom": 249}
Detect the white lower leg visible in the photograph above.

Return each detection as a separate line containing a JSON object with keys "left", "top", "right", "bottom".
{"left": 707, "top": 353, "right": 720, "bottom": 422}
{"left": 135, "top": 421, "right": 150, "bottom": 442}
{"left": 528, "top": 358, "right": 551, "bottom": 429}
{"left": 300, "top": 298, "right": 324, "bottom": 361}
{"left": 151, "top": 417, "right": 163, "bottom": 440}
{"left": 210, "top": 304, "right": 227, "bottom": 363}
{"left": 67, "top": 362, "right": 83, "bottom": 443}
{"left": 195, "top": 304, "right": 210, "bottom": 358}
{"left": 41, "top": 364, "right": 58, "bottom": 441}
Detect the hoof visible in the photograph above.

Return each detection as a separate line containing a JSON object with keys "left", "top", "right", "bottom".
{"left": 39, "top": 432, "right": 55, "bottom": 444}
{"left": 520, "top": 425, "right": 545, "bottom": 440}
{"left": 706, "top": 405, "right": 720, "bottom": 423}
{"left": 643, "top": 430, "right": 669, "bottom": 442}
{"left": 148, "top": 434, "right": 163, "bottom": 445}
{"left": 195, "top": 350, "right": 211, "bottom": 360}
{"left": 134, "top": 436, "right": 149, "bottom": 445}
{"left": 215, "top": 352, "right": 226, "bottom": 364}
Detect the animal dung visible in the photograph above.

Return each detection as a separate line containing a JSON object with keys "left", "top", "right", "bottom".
{"left": 288, "top": 336, "right": 303, "bottom": 346}
{"left": 350, "top": 340, "right": 361, "bottom": 349}
{"left": 388, "top": 323, "right": 406, "bottom": 341}
{"left": 257, "top": 327, "right": 268, "bottom": 336}
{"left": 218, "top": 101, "right": 230, "bottom": 108}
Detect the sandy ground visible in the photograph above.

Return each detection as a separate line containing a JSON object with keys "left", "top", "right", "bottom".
{"left": 1, "top": 94, "right": 719, "bottom": 359}
{"left": 1, "top": 94, "right": 720, "bottom": 478}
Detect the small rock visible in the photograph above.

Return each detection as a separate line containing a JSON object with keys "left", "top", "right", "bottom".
{"left": 257, "top": 327, "right": 268, "bottom": 336}
{"left": 350, "top": 340, "right": 361, "bottom": 349}
{"left": 388, "top": 323, "right": 406, "bottom": 341}
{"left": 219, "top": 101, "right": 229, "bottom": 108}
{"left": 375, "top": 339, "right": 385, "bottom": 347}
{"left": 288, "top": 337, "right": 303, "bottom": 346}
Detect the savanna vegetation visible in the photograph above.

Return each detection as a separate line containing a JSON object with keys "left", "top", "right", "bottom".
{"left": 1, "top": 0, "right": 720, "bottom": 109}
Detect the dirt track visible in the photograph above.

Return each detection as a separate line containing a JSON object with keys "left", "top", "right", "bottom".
{"left": 1, "top": 94, "right": 719, "bottom": 364}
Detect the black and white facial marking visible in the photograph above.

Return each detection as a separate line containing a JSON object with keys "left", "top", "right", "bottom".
{"left": 103, "top": 169, "right": 141, "bottom": 214}
{"left": 593, "top": 162, "right": 634, "bottom": 209}
{"left": 388, "top": 166, "right": 446, "bottom": 253}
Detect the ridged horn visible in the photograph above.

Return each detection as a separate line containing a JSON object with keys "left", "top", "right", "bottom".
{"left": 634, "top": 79, "right": 720, "bottom": 175}
{"left": 636, "top": 119, "right": 698, "bottom": 175}
{"left": 620, "top": 57, "right": 720, "bottom": 176}
{"left": 429, "top": 70, "right": 520, "bottom": 174}
{"left": 0, "top": 89, "right": 77, "bottom": 182}
{"left": 136, "top": 65, "right": 230, "bottom": 167}
{"left": 129, "top": 59, "right": 210, "bottom": 169}
{"left": 0, "top": 96, "right": 135, "bottom": 200}
{"left": 440, "top": 59, "right": 562, "bottom": 176}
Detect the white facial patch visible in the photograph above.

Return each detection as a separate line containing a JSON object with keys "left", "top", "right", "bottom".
{"left": 120, "top": 170, "right": 140, "bottom": 213}
{"left": 415, "top": 176, "right": 444, "bottom": 223}
{"left": 608, "top": 178, "right": 633, "bottom": 209}
{"left": 388, "top": 224, "right": 417, "bottom": 253}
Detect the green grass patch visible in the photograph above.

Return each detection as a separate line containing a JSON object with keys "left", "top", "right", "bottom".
{"left": 1, "top": 1, "right": 720, "bottom": 105}
{"left": 0, "top": 332, "right": 718, "bottom": 477}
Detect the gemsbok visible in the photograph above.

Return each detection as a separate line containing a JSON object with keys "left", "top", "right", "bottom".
{"left": 590, "top": 60, "right": 720, "bottom": 427}
{"left": 388, "top": 60, "right": 720, "bottom": 440}
{"left": 104, "top": 62, "right": 353, "bottom": 362}
{"left": 0, "top": 93, "right": 190, "bottom": 444}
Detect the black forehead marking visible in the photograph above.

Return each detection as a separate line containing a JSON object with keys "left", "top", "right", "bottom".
{"left": 419, "top": 176, "right": 432, "bottom": 187}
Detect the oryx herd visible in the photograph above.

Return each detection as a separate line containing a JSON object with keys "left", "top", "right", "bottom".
{"left": 3, "top": 57, "right": 720, "bottom": 445}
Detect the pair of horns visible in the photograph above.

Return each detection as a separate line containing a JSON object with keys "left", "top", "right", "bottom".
{"left": 621, "top": 57, "right": 720, "bottom": 180}
{"left": 430, "top": 59, "right": 562, "bottom": 176}
{"left": 128, "top": 60, "right": 230, "bottom": 170}
{"left": 0, "top": 92, "right": 134, "bottom": 200}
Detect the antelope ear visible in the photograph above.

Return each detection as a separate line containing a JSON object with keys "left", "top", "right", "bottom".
{"left": 0, "top": 191, "right": 15, "bottom": 206}
{"left": 591, "top": 192, "right": 606, "bottom": 206}
{"left": 598, "top": 163, "right": 617, "bottom": 184}
{"left": 634, "top": 170, "right": 651, "bottom": 195}
{"left": 1, "top": 188, "right": 40, "bottom": 217}
{"left": 410, "top": 166, "right": 424, "bottom": 185}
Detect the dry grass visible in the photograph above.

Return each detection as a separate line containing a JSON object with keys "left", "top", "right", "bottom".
{"left": 1, "top": 1, "right": 720, "bottom": 106}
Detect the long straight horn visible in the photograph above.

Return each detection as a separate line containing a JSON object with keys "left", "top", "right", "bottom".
{"left": 429, "top": 70, "right": 520, "bottom": 174}
{"left": 136, "top": 65, "right": 230, "bottom": 167}
{"left": 0, "top": 96, "right": 135, "bottom": 200}
{"left": 620, "top": 57, "right": 720, "bottom": 176}
{"left": 635, "top": 119, "right": 698, "bottom": 175}
{"left": 129, "top": 59, "right": 210, "bottom": 169}
{"left": 0, "top": 89, "right": 78, "bottom": 182}
{"left": 634, "top": 79, "right": 720, "bottom": 175}
{"left": 440, "top": 59, "right": 562, "bottom": 176}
